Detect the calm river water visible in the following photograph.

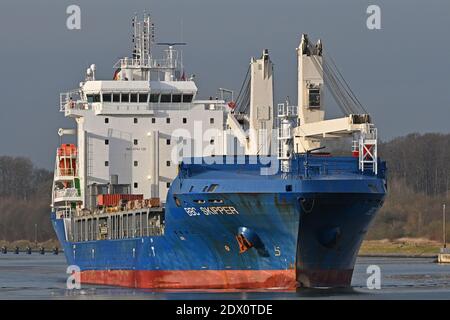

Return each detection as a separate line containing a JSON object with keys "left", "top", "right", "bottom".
{"left": 0, "top": 255, "right": 449, "bottom": 299}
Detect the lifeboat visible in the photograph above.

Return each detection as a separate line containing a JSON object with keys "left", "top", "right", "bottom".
{"left": 58, "top": 144, "right": 77, "bottom": 176}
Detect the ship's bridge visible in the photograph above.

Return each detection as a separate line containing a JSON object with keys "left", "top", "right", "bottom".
{"left": 61, "top": 79, "right": 199, "bottom": 116}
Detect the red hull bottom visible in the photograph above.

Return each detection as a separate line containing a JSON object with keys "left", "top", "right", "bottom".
{"left": 81, "top": 270, "right": 296, "bottom": 289}
{"left": 297, "top": 269, "right": 354, "bottom": 288}
{"left": 80, "top": 269, "right": 353, "bottom": 289}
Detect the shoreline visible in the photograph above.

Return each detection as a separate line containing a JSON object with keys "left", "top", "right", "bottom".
{"left": 358, "top": 253, "right": 437, "bottom": 258}
{"left": 0, "top": 238, "right": 444, "bottom": 258}
{"left": 358, "top": 238, "right": 442, "bottom": 258}
{"left": 0, "top": 239, "right": 60, "bottom": 252}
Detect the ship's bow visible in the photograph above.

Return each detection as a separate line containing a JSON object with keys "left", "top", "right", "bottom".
{"left": 295, "top": 183, "right": 385, "bottom": 288}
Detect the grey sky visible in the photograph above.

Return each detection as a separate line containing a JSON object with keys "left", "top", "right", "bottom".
{"left": 0, "top": 0, "right": 449, "bottom": 169}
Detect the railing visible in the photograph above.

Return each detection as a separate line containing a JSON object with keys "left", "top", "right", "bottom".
{"left": 94, "top": 101, "right": 227, "bottom": 114}
{"left": 70, "top": 220, "right": 165, "bottom": 242}
{"left": 114, "top": 57, "right": 151, "bottom": 68}
{"left": 277, "top": 103, "right": 298, "bottom": 117}
{"left": 58, "top": 149, "right": 77, "bottom": 157}
{"left": 57, "top": 168, "right": 76, "bottom": 177}
{"left": 352, "top": 139, "right": 359, "bottom": 153}
{"left": 96, "top": 103, "right": 153, "bottom": 113}
{"left": 358, "top": 126, "right": 378, "bottom": 174}
{"left": 278, "top": 127, "right": 293, "bottom": 140}
{"left": 66, "top": 101, "right": 91, "bottom": 112}
{"left": 60, "top": 90, "right": 84, "bottom": 111}
{"left": 54, "top": 188, "right": 80, "bottom": 199}
{"left": 55, "top": 208, "right": 72, "bottom": 219}
{"left": 114, "top": 57, "right": 178, "bottom": 70}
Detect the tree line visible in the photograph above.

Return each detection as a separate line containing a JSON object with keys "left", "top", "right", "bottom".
{"left": 0, "top": 157, "right": 53, "bottom": 241}
{"left": 379, "top": 133, "right": 450, "bottom": 197}
{"left": 370, "top": 133, "right": 449, "bottom": 240}
{"left": 0, "top": 132, "right": 449, "bottom": 241}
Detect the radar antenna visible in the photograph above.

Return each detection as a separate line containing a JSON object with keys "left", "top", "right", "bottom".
{"left": 156, "top": 42, "right": 186, "bottom": 46}
{"left": 156, "top": 42, "right": 187, "bottom": 81}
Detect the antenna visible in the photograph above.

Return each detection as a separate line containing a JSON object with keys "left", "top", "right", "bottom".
{"left": 131, "top": 13, "right": 155, "bottom": 65}
{"left": 180, "top": 19, "right": 184, "bottom": 44}
{"left": 179, "top": 22, "right": 185, "bottom": 76}
{"left": 156, "top": 43, "right": 187, "bottom": 79}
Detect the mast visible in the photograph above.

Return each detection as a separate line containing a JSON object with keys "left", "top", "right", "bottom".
{"left": 296, "top": 34, "right": 324, "bottom": 152}
{"left": 119, "top": 13, "right": 155, "bottom": 81}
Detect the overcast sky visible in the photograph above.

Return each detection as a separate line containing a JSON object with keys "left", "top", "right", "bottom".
{"left": 0, "top": 0, "right": 449, "bottom": 169}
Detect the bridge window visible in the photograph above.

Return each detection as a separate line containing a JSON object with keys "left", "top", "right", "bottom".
{"left": 87, "top": 94, "right": 100, "bottom": 103}
{"left": 139, "top": 93, "right": 148, "bottom": 103}
{"left": 113, "top": 94, "right": 120, "bottom": 102}
{"left": 130, "top": 93, "right": 138, "bottom": 103}
{"left": 183, "top": 118, "right": 187, "bottom": 124}
{"left": 182, "top": 94, "right": 193, "bottom": 103}
{"left": 160, "top": 94, "right": 171, "bottom": 103}
{"left": 121, "top": 93, "right": 130, "bottom": 102}
{"left": 150, "top": 94, "right": 160, "bottom": 103}
{"left": 102, "top": 93, "right": 112, "bottom": 102}
{"left": 172, "top": 94, "right": 182, "bottom": 103}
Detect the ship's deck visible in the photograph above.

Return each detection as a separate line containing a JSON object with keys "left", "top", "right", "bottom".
{"left": 174, "top": 155, "right": 387, "bottom": 196}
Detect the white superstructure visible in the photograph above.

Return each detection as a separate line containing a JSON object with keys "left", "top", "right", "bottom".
{"left": 51, "top": 14, "right": 378, "bottom": 218}
{"left": 53, "top": 13, "right": 276, "bottom": 214}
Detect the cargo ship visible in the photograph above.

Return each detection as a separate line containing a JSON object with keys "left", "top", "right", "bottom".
{"left": 51, "top": 13, "right": 386, "bottom": 288}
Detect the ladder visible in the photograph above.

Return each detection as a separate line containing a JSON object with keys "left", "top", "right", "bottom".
{"left": 358, "top": 127, "right": 378, "bottom": 174}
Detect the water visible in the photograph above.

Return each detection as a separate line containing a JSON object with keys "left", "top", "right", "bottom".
{"left": 0, "top": 254, "right": 449, "bottom": 299}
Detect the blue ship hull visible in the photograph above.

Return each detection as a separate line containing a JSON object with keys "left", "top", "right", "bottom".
{"left": 52, "top": 155, "right": 386, "bottom": 288}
